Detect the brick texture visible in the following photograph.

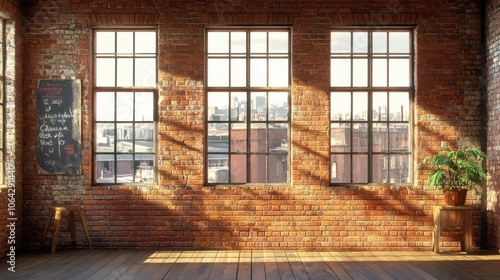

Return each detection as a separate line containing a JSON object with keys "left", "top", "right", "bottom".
{"left": 10, "top": 0, "right": 493, "bottom": 252}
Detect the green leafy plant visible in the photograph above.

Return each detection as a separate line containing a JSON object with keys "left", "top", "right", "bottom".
{"left": 421, "top": 147, "right": 486, "bottom": 194}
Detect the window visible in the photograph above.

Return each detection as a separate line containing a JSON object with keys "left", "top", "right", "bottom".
{"left": 93, "top": 29, "right": 157, "bottom": 184}
{"left": 330, "top": 29, "right": 413, "bottom": 184}
{"left": 206, "top": 28, "right": 290, "bottom": 184}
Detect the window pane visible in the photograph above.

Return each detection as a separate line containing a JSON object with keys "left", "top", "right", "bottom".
{"left": 208, "top": 58, "right": 229, "bottom": 87}
{"left": 389, "top": 123, "right": 409, "bottom": 150}
{"left": 352, "top": 123, "right": 368, "bottom": 153}
{"left": 135, "top": 32, "right": 156, "bottom": 53}
{"left": 373, "top": 92, "right": 387, "bottom": 121}
{"left": 331, "top": 32, "right": 350, "bottom": 53}
{"left": 353, "top": 92, "right": 367, "bottom": 121}
{"left": 269, "top": 59, "right": 288, "bottom": 87}
{"left": 389, "top": 154, "right": 410, "bottom": 183}
{"left": 231, "top": 92, "right": 246, "bottom": 121}
{"left": 96, "top": 92, "right": 115, "bottom": 121}
{"left": 389, "top": 92, "right": 409, "bottom": 121}
{"left": 331, "top": 92, "right": 351, "bottom": 121}
{"left": 117, "top": 32, "right": 133, "bottom": 54}
{"left": 331, "top": 123, "right": 350, "bottom": 152}
{"left": 135, "top": 123, "right": 154, "bottom": 153}
{"left": 389, "top": 59, "right": 409, "bottom": 87}
{"left": 251, "top": 92, "right": 267, "bottom": 120}
{"left": 372, "top": 123, "right": 388, "bottom": 153}
{"left": 250, "top": 123, "right": 266, "bottom": 152}
{"left": 231, "top": 58, "right": 246, "bottom": 87}
{"left": 268, "top": 123, "right": 287, "bottom": 153}
{"left": 208, "top": 129, "right": 229, "bottom": 153}
{"left": 135, "top": 92, "right": 154, "bottom": 121}
{"left": 208, "top": 32, "right": 229, "bottom": 53}
{"left": 331, "top": 59, "right": 351, "bottom": 87}
{"left": 372, "top": 154, "right": 388, "bottom": 183}
{"left": 208, "top": 154, "right": 229, "bottom": 183}
{"left": 135, "top": 156, "right": 154, "bottom": 183}
{"left": 389, "top": 32, "right": 410, "bottom": 53}
{"left": 96, "top": 32, "right": 115, "bottom": 53}
{"left": 353, "top": 32, "right": 368, "bottom": 53}
{"left": 331, "top": 154, "right": 350, "bottom": 183}
{"left": 208, "top": 92, "right": 229, "bottom": 122}
{"left": 250, "top": 58, "right": 267, "bottom": 87}
{"left": 231, "top": 32, "right": 246, "bottom": 53}
{"left": 116, "top": 92, "right": 134, "bottom": 121}
{"left": 117, "top": 58, "right": 133, "bottom": 86}
{"left": 269, "top": 32, "right": 288, "bottom": 53}
{"left": 230, "top": 154, "right": 246, "bottom": 183}
{"left": 352, "top": 154, "right": 368, "bottom": 183}
{"left": 353, "top": 59, "right": 367, "bottom": 87}
{"left": 96, "top": 123, "right": 114, "bottom": 152}
{"left": 95, "top": 155, "right": 115, "bottom": 183}
{"left": 250, "top": 154, "right": 266, "bottom": 183}
{"left": 135, "top": 58, "right": 156, "bottom": 87}
{"left": 373, "top": 32, "right": 387, "bottom": 53}
{"left": 117, "top": 123, "right": 133, "bottom": 152}
{"left": 96, "top": 58, "right": 115, "bottom": 86}
{"left": 231, "top": 123, "right": 246, "bottom": 153}
{"left": 250, "top": 32, "right": 267, "bottom": 53}
{"left": 372, "top": 59, "right": 387, "bottom": 87}
{"left": 117, "top": 154, "right": 133, "bottom": 183}
{"left": 269, "top": 154, "right": 287, "bottom": 183}
{"left": 268, "top": 92, "right": 288, "bottom": 121}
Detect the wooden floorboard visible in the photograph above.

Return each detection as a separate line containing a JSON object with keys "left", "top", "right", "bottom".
{"left": 1, "top": 249, "right": 500, "bottom": 280}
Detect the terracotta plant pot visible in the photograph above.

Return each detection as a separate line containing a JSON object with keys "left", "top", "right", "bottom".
{"left": 443, "top": 189, "right": 468, "bottom": 205}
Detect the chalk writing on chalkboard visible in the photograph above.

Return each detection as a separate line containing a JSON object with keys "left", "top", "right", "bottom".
{"left": 37, "top": 79, "right": 81, "bottom": 174}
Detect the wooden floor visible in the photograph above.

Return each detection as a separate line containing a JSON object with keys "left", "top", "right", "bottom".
{"left": 1, "top": 249, "right": 500, "bottom": 279}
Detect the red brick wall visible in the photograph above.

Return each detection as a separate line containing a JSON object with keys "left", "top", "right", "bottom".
{"left": 20, "top": 0, "right": 485, "bottom": 251}
{"left": 0, "top": 0, "right": 23, "bottom": 259}
{"left": 486, "top": 0, "right": 500, "bottom": 253}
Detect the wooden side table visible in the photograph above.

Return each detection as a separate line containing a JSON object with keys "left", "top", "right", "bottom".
{"left": 41, "top": 205, "right": 93, "bottom": 254}
{"left": 432, "top": 205, "right": 473, "bottom": 254}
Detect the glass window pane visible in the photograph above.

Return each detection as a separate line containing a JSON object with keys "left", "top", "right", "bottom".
{"left": 230, "top": 154, "right": 246, "bottom": 183}
{"left": 135, "top": 92, "right": 154, "bottom": 121}
{"left": 117, "top": 58, "right": 133, "bottom": 86}
{"left": 268, "top": 92, "right": 288, "bottom": 121}
{"left": 116, "top": 92, "right": 134, "bottom": 121}
{"left": 269, "top": 59, "right": 288, "bottom": 87}
{"left": 95, "top": 154, "right": 115, "bottom": 183}
{"left": 96, "top": 92, "right": 115, "bottom": 121}
{"left": 353, "top": 92, "right": 367, "bottom": 121}
{"left": 331, "top": 92, "right": 351, "bottom": 121}
{"left": 208, "top": 58, "right": 229, "bottom": 87}
{"left": 330, "top": 123, "right": 350, "bottom": 152}
{"left": 135, "top": 156, "right": 154, "bottom": 183}
{"left": 117, "top": 154, "right": 133, "bottom": 183}
{"left": 96, "top": 32, "right": 115, "bottom": 53}
{"left": 372, "top": 154, "right": 388, "bottom": 183}
{"left": 373, "top": 92, "right": 387, "bottom": 121}
{"left": 268, "top": 123, "right": 287, "bottom": 153}
{"left": 250, "top": 32, "right": 267, "bottom": 53}
{"left": 117, "top": 123, "right": 133, "bottom": 152}
{"left": 231, "top": 32, "right": 246, "bottom": 53}
{"left": 353, "top": 59, "right": 367, "bottom": 87}
{"left": 117, "top": 32, "right": 133, "bottom": 54}
{"left": 96, "top": 58, "right": 115, "bottom": 87}
{"left": 208, "top": 92, "right": 229, "bottom": 122}
{"left": 231, "top": 123, "right": 247, "bottom": 153}
{"left": 389, "top": 32, "right": 410, "bottom": 53}
{"left": 250, "top": 123, "right": 266, "bottom": 152}
{"left": 389, "top": 92, "right": 409, "bottom": 121}
{"left": 372, "top": 123, "right": 388, "bottom": 153}
{"left": 373, "top": 32, "right": 387, "bottom": 53}
{"left": 251, "top": 92, "right": 267, "bottom": 121}
{"left": 208, "top": 129, "right": 229, "bottom": 153}
{"left": 269, "top": 32, "right": 288, "bottom": 53}
{"left": 389, "top": 154, "right": 410, "bottom": 183}
{"left": 352, "top": 123, "right": 368, "bottom": 153}
{"left": 269, "top": 154, "right": 287, "bottom": 183}
{"left": 208, "top": 32, "right": 229, "bottom": 53}
{"left": 135, "top": 32, "right": 156, "bottom": 53}
{"left": 372, "top": 59, "right": 387, "bottom": 87}
{"left": 353, "top": 32, "right": 368, "bottom": 53}
{"left": 208, "top": 154, "right": 229, "bottom": 183}
{"left": 389, "top": 59, "right": 409, "bottom": 87}
{"left": 250, "top": 58, "right": 267, "bottom": 87}
{"left": 331, "top": 32, "right": 351, "bottom": 53}
{"left": 352, "top": 154, "right": 368, "bottom": 183}
{"left": 389, "top": 123, "right": 409, "bottom": 151}
{"left": 331, "top": 154, "right": 350, "bottom": 183}
{"left": 96, "top": 123, "right": 115, "bottom": 153}
{"left": 135, "top": 123, "right": 154, "bottom": 153}
{"left": 331, "top": 59, "right": 351, "bottom": 87}
{"left": 135, "top": 58, "right": 157, "bottom": 87}
{"left": 231, "top": 58, "right": 246, "bottom": 87}
{"left": 231, "top": 92, "right": 246, "bottom": 121}
{"left": 250, "top": 154, "right": 266, "bottom": 183}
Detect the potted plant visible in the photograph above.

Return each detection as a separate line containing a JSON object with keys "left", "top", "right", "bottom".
{"left": 421, "top": 147, "right": 486, "bottom": 205}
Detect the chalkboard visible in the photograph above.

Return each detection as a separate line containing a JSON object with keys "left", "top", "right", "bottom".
{"left": 37, "top": 79, "right": 81, "bottom": 174}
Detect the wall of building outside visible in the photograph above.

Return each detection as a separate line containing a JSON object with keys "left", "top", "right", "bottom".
{"left": 19, "top": 0, "right": 488, "bottom": 251}
{"left": 0, "top": 0, "right": 23, "bottom": 258}
{"left": 486, "top": 0, "right": 500, "bottom": 253}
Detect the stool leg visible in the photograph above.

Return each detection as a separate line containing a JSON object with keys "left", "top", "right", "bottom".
{"left": 51, "top": 208, "right": 62, "bottom": 254}
{"left": 41, "top": 208, "right": 54, "bottom": 250}
{"left": 77, "top": 209, "right": 93, "bottom": 250}
{"left": 69, "top": 210, "right": 77, "bottom": 248}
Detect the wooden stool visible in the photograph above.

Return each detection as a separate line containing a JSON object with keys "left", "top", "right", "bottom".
{"left": 41, "top": 205, "right": 93, "bottom": 253}
{"left": 432, "top": 205, "right": 473, "bottom": 254}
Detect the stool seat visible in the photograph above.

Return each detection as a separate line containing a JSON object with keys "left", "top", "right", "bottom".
{"left": 41, "top": 205, "right": 93, "bottom": 253}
